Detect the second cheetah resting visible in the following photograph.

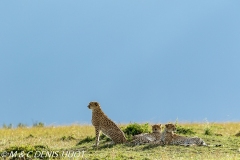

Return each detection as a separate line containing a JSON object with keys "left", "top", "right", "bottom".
{"left": 131, "top": 124, "right": 162, "bottom": 145}
{"left": 88, "top": 101, "right": 127, "bottom": 147}
{"left": 156, "top": 123, "right": 207, "bottom": 146}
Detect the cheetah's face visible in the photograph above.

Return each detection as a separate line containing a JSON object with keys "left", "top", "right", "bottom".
{"left": 152, "top": 124, "right": 162, "bottom": 133}
{"left": 165, "top": 124, "right": 177, "bottom": 133}
{"left": 88, "top": 101, "right": 100, "bottom": 110}
{"left": 197, "top": 138, "right": 207, "bottom": 146}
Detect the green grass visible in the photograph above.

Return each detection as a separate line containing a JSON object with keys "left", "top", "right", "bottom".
{"left": 0, "top": 123, "right": 240, "bottom": 159}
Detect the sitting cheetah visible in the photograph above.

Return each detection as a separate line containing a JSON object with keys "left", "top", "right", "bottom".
{"left": 88, "top": 102, "right": 127, "bottom": 147}
{"left": 159, "top": 123, "right": 207, "bottom": 146}
{"left": 160, "top": 123, "right": 177, "bottom": 145}
{"left": 131, "top": 124, "right": 162, "bottom": 145}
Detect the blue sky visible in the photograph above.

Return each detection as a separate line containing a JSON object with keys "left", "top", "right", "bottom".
{"left": 1, "top": 1, "right": 240, "bottom": 126}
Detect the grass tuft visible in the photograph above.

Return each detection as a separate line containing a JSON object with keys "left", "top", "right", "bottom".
{"left": 33, "top": 122, "right": 45, "bottom": 127}
{"left": 17, "top": 123, "right": 27, "bottom": 128}
{"left": 60, "top": 135, "right": 76, "bottom": 141}
{"left": 26, "top": 134, "right": 34, "bottom": 138}
{"left": 2, "top": 123, "right": 13, "bottom": 129}
{"left": 235, "top": 131, "right": 240, "bottom": 137}
{"left": 122, "top": 123, "right": 150, "bottom": 136}
{"left": 77, "top": 136, "right": 95, "bottom": 145}
{"left": 176, "top": 125, "right": 196, "bottom": 135}
{"left": 204, "top": 127, "right": 213, "bottom": 135}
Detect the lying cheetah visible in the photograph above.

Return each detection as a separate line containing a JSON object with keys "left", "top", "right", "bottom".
{"left": 171, "top": 134, "right": 207, "bottom": 146}
{"left": 159, "top": 123, "right": 207, "bottom": 146}
{"left": 132, "top": 124, "right": 162, "bottom": 140}
{"left": 88, "top": 102, "right": 127, "bottom": 147}
{"left": 131, "top": 124, "right": 162, "bottom": 145}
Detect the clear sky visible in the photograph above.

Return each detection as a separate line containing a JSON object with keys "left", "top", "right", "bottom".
{"left": 1, "top": 1, "right": 240, "bottom": 126}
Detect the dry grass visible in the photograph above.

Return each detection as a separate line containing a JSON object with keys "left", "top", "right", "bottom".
{"left": 0, "top": 122, "right": 240, "bottom": 159}
{"left": 0, "top": 125, "right": 94, "bottom": 151}
{"left": 177, "top": 122, "right": 240, "bottom": 136}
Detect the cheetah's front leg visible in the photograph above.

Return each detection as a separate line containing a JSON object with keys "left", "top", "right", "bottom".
{"left": 95, "top": 127, "right": 100, "bottom": 147}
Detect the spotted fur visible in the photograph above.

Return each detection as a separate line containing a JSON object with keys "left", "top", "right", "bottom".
{"left": 131, "top": 124, "right": 162, "bottom": 145}
{"left": 88, "top": 102, "right": 127, "bottom": 147}
{"left": 171, "top": 134, "right": 207, "bottom": 146}
{"left": 159, "top": 123, "right": 207, "bottom": 146}
{"left": 160, "top": 123, "right": 177, "bottom": 145}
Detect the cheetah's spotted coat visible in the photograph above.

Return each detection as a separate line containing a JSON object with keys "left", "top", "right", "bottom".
{"left": 88, "top": 102, "right": 127, "bottom": 147}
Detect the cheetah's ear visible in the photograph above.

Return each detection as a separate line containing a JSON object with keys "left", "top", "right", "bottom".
{"left": 94, "top": 102, "right": 98, "bottom": 106}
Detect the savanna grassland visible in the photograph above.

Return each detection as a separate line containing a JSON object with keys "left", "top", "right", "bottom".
{"left": 0, "top": 122, "right": 240, "bottom": 160}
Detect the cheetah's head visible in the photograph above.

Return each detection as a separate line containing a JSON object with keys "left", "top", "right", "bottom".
{"left": 152, "top": 124, "right": 162, "bottom": 133}
{"left": 88, "top": 101, "right": 100, "bottom": 110}
{"left": 165, "top": 123, "right": 177, "bottom": 133}
{"left": 196, "top": 138, "right": 207, "bottom": 146}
